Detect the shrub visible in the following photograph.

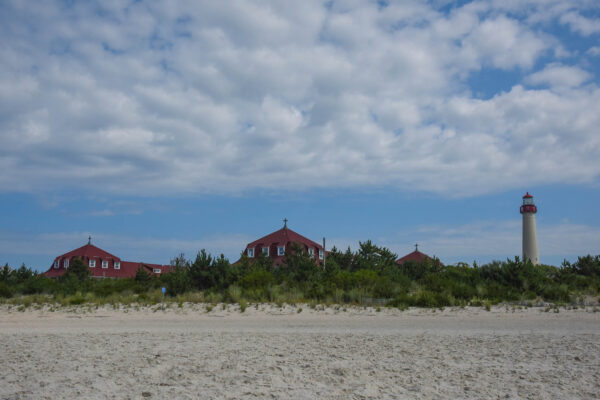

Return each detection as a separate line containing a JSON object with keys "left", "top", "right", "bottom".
{"left": 68, "top": 292, "right": 86, "bottom": 305}
{"left": 240, "top": 268, "right": 275, "bottom": 290}
{"left": 0, "top": 282, "right": 13, "bottom": 298}
{"left": 228, "top": 285, "right": 242, "bottom": 303}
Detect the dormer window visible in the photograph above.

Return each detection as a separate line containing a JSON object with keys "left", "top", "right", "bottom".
{"left": 102, "top": 260, "right": 108, "bottom": 269}
{"left": 319, "top": 249, "right": 324, "bottom": 260}
{"left": 63, "top": 259, "right": 69, "bottom": 268}
{"left": 153, "top": 268, "right": 161, "bottom": 273}
{"left": 262, "top": 247, "right": 269, "bottom": 256}
{"left": 114, "top": 261, "right": 120, "bottom": 270}
{"left": 54, "top": 260, "right": 59, "bottom": 269}
{"left": 247, "top": 248, "right": 255, "bottom": 258}
{"left": 89, "top": 260, "right": 96, "bottom": 268}
{"left": 308, "top": 248, "right": 315, "bottom": 258}
{"left": 277, "top": 246, "right": 285, "bottom": 256}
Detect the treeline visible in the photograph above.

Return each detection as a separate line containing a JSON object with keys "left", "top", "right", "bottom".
{"left": 1, "top": 241, "right": 600, "bottom": 308}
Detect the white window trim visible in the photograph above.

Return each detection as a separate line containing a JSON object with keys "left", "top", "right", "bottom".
{"left": 277, "top": 246, "right": 285, "bottom": 256}
{"left": 319, "top": 249, "right": 324, "bottom": 260}
{"left": 262, "top": 247, "right": 269, "bottom": 256}
{"left": 114, "top": 261, "right": 120, "bottom": 270}
{"left": 308, "top": 248, "right": 315, "bottom": 258}
{"left": 102, "top": 260, "right": 108, "bottom": 269}
{"left": 247, "top": 247, "right": 255, "bottom": 258}
{"left": 54, "top": 260, "right": 59, "bottom": 269}
{"left": 153, "top": 268, "right": 161, "bottom": 274}
{"left": 89, "top": 259, "right": 96, "bottom": 268}
{"left": 63, "top": 259, "right": 69, "bottom": 268}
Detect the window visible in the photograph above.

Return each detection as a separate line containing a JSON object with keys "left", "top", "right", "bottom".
{"left": 262, "top": 247, "right": 269, "bottom": 256}
{"left": 308, "top": 248, "right": 315, "bottom": 258}
{"left": 54, "top": 260, "right": 59, "bottom": 269}
{"left": 63, "top": 259, "right": 69, "bottom": 268}
{"left": 319, "top": 249, "right": 324, "bottom": 260}
{"left": 114, "top": 261, "right": 120, "bottom": 270}
{"left": 277, "top": 246, "right": 285, "bottom": 256}
{"left": 247, "top": 248, "right": 255, "bottom": 258}
{"left": 153, "top": 268, "right": 161, "bottom": 273}
{"left": 102, "top": 260, "right": 108, "bottom": 269}
{"left": 89, "top": 260, "right": 96, "bottom": 268}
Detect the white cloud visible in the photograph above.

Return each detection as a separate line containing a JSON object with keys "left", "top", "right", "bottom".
{"left": 525, "top": 63, "right": 592, "bottom": 89}
{"left": 461, "top": 15, "right": 549, "bottom": 69}
{"left": 587, "top": 46, "right": 600, "bottom": 56}
{"left": 560, "top": 11, "right": 600, "bottom": 36}
{"left": 0, "top": 1, "right": 599, "bottom": 198}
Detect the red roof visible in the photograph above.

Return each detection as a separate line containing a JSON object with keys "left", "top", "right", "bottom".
{"left": 239, "top": 225, "right": 323, "bottom": 265}
{"left": 396, "top": 250, "right": 444, "bottom": 266}
{"left": 43, "top": 243, "right": 171, "bottom": 279}
{"left": 523, "top": 192, "right": 533, "bottom": 198}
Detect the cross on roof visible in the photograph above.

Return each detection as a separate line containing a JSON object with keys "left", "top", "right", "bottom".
{"left": 415, "top": 243, "right": 419, "bottom": 252}
{"left": 283, "top": 218, "right": 288, "bottom": 228}
{"left": 88, "top": 236, "right": 92, "bottom": 245}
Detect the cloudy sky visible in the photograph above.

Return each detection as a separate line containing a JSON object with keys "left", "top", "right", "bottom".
{"left": 1, "top": 0, "right": 599, "bottom": 270}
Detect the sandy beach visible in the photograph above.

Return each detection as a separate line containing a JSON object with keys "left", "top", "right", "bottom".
{"left": 1, "top": 304, "right": 599, "bottom": 399}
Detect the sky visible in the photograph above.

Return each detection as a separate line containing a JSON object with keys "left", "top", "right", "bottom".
{"left": 1, "top": 0, "right": 599, "bottom": 271}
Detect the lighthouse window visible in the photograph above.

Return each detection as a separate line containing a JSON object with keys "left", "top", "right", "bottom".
{"left": 63, "top": 259, "right": 69, "bottom": 268}
{"left": 89, "top": 260, "right": 96, "bottom": 268}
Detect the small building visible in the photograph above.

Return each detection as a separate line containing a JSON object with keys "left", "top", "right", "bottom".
{"left": 239, "top": 220, "right": 324, "bottom": 265}
{"left": 396, "top": 244, "right": 444, "bottom": 266}
{"left": 43, "top": 239, "right": 172, "bottom": 279}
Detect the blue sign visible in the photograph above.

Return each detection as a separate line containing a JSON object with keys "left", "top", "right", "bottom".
{"left": 161, "top": 287, "right": 166, "bottom": 294}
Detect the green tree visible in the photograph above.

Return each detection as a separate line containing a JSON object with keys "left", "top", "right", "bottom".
{"left": 66, "top": 258, "right": 90, "bottom": 282}
{"left": 189, "top": 249, "right": 213, "bottom": 290}
{"left": 165, "top": 266, "right": 190, "bottom": 296}
{"left": 135, "top": 265, "right": 152, "bottom": 283}
{"left": 283, "top": 243, "right": 321, "bottom": 283}
{"left": 353, "top": 241, "right": 397, "bottom": 272}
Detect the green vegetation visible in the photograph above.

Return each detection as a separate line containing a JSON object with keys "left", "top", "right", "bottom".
{"left": 1, "top": 247, "right": 600, "bottom": 310}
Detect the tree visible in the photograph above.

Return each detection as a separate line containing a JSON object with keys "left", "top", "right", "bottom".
{"left": 354, "top": 240, "right": 397, "bottom": 272}
{"left": 66, "top": 258, "right": 90, "bottom": 282}
{"left": 189, "top": 249, "right": 214, "bottom": 290}
{"left": 0, "top": 263, "right": 11, "bottom": 282}
{"left": 284, "top": 243, "right": 321, "bottom": 283}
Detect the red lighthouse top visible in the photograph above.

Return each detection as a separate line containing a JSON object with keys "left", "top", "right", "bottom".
{"left": 520, "top": 192, "right": 537, "bottom": 214}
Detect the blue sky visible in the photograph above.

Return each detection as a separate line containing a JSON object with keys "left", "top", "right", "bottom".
{"left": 1, "top": 0, "right": 599, "bottom": 271}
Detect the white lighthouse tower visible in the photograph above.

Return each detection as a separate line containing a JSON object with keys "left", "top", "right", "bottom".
{"left": 520, "top": 192, "right": 539, "bottom": 265}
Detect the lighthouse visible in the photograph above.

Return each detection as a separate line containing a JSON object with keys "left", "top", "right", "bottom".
{"left": 520, "top": 192, "right": 539, "bottom": 265}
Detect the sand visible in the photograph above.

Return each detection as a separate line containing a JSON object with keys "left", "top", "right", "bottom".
{"left": 1, "top": 304, "right": 599, "bottom": 399}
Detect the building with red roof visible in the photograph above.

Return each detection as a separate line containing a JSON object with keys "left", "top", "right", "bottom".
{"left": 238, "top": 220, "right": 324, "bottom": 265}
{"left": 43, "top": 238, "right": 172, "bottom": 279}
{"left": 395, "top": 244, "right": 444, "bottom": 266}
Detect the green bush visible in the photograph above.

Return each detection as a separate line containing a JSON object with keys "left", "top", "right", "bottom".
{"left": 0, "top": 282, "right": 13, "bottom": 298}
{"left": 68, "top": 292, "right": 86, "bottom": 305}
